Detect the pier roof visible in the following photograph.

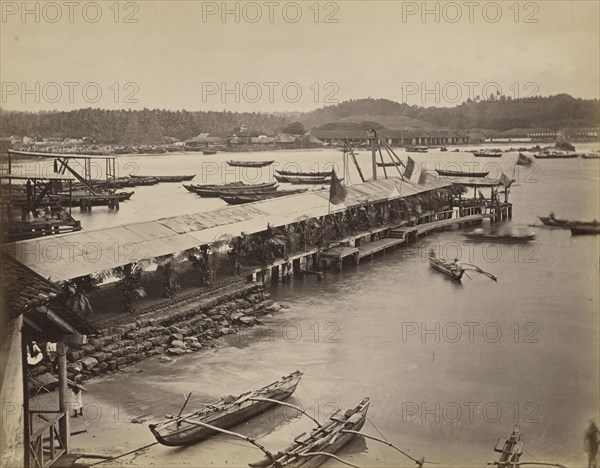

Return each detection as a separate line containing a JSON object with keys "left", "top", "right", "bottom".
{"left": 3, "top": 177, "right": 451, "bottom": 283}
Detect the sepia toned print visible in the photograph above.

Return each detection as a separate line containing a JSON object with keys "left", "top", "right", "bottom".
{"left": 1, "top": 2, "right": 598, "bottom": 467}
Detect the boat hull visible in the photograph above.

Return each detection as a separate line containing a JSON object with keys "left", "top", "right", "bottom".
{"left": 570, "top": 223, "right": 600, "bottom": 235}
{"left": 429, "top": 258, "right": 464, "bottom": 281}
{"left": 464, "top": 233, "right": 536, "bottom": 242}
{"left": 221, "top": 190, "right": 307, "bottom": 204}
{"left": 538, "top": 216, "right": 570, "bottom": 228}
{"left": 436, "top": 170, "right": 489, "bottom": 177}
{"left": 250, "top": 398, "right": 370, "bottom": 468}
{"left": 227, "top": 160, "right": 274, "bottom": 167}
{"left": 149, "top": 371, "right": 302, "bottom": 447}
{"left": 274, "top": 174, "right": 331, "bottom": 184}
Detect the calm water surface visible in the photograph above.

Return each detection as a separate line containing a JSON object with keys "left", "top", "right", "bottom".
{"left": 27, "top": 145, "right": 600, "bottom": 466}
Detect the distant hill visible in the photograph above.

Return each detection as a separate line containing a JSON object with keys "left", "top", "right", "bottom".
{"left": 296, "top": 95, "right": 599, "bottom": 132}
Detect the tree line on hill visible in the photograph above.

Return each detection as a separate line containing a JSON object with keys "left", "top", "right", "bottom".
{"left": 0, "top": 108, "right": 289, "bottom": 143}
{"left": 1, "top": 94, "right": 597, "bottom": 143}
{"left": 298, "top": 95, "right": 599, "bottom": 132}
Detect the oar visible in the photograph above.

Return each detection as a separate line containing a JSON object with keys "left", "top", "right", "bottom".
{"left": 341, "top": 430, "right": 426, "bottom": 466}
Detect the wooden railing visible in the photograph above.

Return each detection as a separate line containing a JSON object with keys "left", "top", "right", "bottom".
{"left": 28, "top": 410, "right": 66, "bottom": 468}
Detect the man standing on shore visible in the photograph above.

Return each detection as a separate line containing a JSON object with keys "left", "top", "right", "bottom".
{"left": 585, "top": 420, "right": 600, "bottom": 468}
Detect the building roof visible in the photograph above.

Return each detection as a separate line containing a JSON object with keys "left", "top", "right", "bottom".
{"left": 3, "top": 178, "right": 451, "bottom": 284}
{"left": 272, "top": 134, "right": 297, "bottom": 143}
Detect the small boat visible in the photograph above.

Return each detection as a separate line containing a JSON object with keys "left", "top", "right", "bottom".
{"left": 376, "top": 161, "right": 403, "bottom": 168}
{"left": 202, "top": 149, "right": 217, "bottom": 155}
{"left": 473, "top": 149, "right": 502, "bottom": 157}
{"left": 405, "top": 146, "right": 428, "bottom": 153}
{"left": 138, "top": 147, "right": 167, "bottom": 154}
{"left": 533, "top": 150, "right": 578, "bottom": 159}
{"left": 436, "top": 169, "right": 489, "bottom": 177}
{"left": 184, "top": 182, "right": 279, "bottom": 197}
{"left": 249, "top": 398, "right": 370, "bottom": 468}
{"left": 227, "top": 160, "right": 274, "bottom": 168}
{"left": 274, "top": 174, "right": 333, "bottom": 184}
{"left": 580, "top": 152, "right": 600, "bottom": 159}
{"left": 570, "top": 221, "right": 600, "bottom": 235}
{"left": 51, "top": 191, "right": 134, "bottom": 206}
{"left": 221, "top": 189, "right": 307, "bottom": 205}
{"left": 464, "top": 228, "right": 536, "bottom": 242}
{"left": 429, "top": 255, "right": 464, "bottom": 281}
{"left": 275, "top": 170, "right": 333, "bottom": 177}
{"left": 149, "top": 371, "right": 303, "bottom": 447}
{"left": 131, "top": 174, "right": 195, "bottom": 183}
{"left": 538, "top": 215, "right": 570, "bottom": 228}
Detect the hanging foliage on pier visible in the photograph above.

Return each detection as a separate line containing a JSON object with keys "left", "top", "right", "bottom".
{"left": 188, "top": 249, "right": 218, "bottom": 288}
{"left": 63, "top": 275, "right": 98, "bottom": 319}
{"left": 116, "top": 263, "right": 146, "bottom": 313}
{"left": 157, "top": 256, "right": 183, "bottom": 298}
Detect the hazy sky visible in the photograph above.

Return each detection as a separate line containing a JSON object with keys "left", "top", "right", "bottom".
{"left": 1, "top": 0, "right": 599, "bottom": 112}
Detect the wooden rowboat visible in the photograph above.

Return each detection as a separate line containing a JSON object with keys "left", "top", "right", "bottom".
{"left": 249, "top": 398, "right": 370, "bottom": 468}
{"left": 376, "top": 161, "right": 403, "bottom": 168}
{"left": 227, "top": 160, "right": 274, "bottom": 167}
{"left": 149, "top": 371, "right": 303, "bottom": 447}
{"left": 221, "top": 189, "right": 307, "bottom": 205}
{"left": 429, "top": 256, "right": 464, "bottom": 281}
{"left": 131, "top": 174, "right": 195, "bottom": 182}
{"left": 464, "top": 229, "right": 536, "bottom": 242}
{"left": 436, "top": 169, "right": 489, "bottom": 177}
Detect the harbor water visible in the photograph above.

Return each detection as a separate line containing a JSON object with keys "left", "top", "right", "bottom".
{"left": 24, "top": 145, "right": 600, "bottom": 466}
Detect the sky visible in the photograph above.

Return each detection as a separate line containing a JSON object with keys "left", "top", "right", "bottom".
{"left": 1, "top": 0, "right": 599, "bottom": 113}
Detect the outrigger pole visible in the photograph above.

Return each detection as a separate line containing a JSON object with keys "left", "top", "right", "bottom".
{"left": 462, "top": 263, "right": 498, "bottom": 282}
{"left": 341, "top": 430, "right": 426, "bottom": 467}
{"left": 181, "top": 418, "right": 276, "bottom": 462}
{"left": 247, "top": 397, "right": 323, "bottom": 427}
{"left": 296, "top": 451, "right": 362, "bottom": 468}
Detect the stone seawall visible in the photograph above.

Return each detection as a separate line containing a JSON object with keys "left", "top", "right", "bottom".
{"left": 28, "top": 283, "right": 281, "bottom": 387}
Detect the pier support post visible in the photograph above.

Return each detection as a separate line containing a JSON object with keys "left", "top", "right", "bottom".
{"left": 57, "top": 340, "right": 69, "bottom": 452}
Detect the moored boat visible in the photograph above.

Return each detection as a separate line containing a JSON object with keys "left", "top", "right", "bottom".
{"left": 429, "top": 255, "right": 464, "bottom": 281}
{"left": 570, "top": 221, "right": 600, "bottom": 235}
{"left": 580, "top": 152, "right": 600, "bottom": 159}
{"left": 533, "top": 150, "right": 578, "bottom": 159}
{"left": 202, "top": 149, "right": 218, "bottom": 155}
{"left": 248, "top": 397, "right": 370, "bottom": 468}
{"left": 275, "top": 169, "right": 333, "bottom": 177}
{"left": 149, "top": 371, "right": 303, "bottom": 447}
{"left": 184, "top": 182, "right": 279, "bottom": 197}
{"left": 221, "top": 189, "right": 308, "bottom": 205}
{"left": 376, "top": 161, "right": 403, "bottom": 168}
{"left": 436, "top": 169, "right": 489, "bottom": 177}
{"left": 473, "top": 149, "right": 502, "bottom": 157}
{"left": 50, "top": 191, "right": 134, "bottom": 206}
{"left": 405, "top": 146, "right": 428, "bottom": 153}
{"left": 464, "top": 228, "right": 536, "bottom": 242}
{"left": 538, "top": 215, "right": 570, "bottom": 228}
{"left": 274, "top": 174, "right": 333, "bottom": 184}
{"left": 227, "top": 160, "right": 274, "bottom": 167}
{"left": 131, "top": 174, "right": 195, "bottom": 183}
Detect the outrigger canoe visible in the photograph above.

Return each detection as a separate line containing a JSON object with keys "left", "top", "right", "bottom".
{"left": 429, "top": 256, "right": 464, "bottom": 281}
{"left": 227, "top": 160, "right": 274, "bottom": 167}
{"left": 249, "top": 398, "right": 370, "bottom": 468}
{"left": 149, "top": 371, "right": 303, "bottom": 447}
